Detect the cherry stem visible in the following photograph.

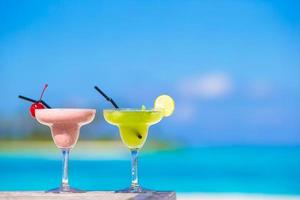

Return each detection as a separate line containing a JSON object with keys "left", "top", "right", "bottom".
{"left": 39, "top": 84, "right": 48, "bottom": 101}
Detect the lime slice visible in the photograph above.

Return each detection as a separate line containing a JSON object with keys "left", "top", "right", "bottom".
{"left": 154, "top": 95, "right": 175, "bottom": 117}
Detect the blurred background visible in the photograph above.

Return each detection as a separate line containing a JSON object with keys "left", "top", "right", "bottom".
{"left": 0, "top": 0, "right": 299, "bottom": 199}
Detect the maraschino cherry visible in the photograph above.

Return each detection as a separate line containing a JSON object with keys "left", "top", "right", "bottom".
{"left": 30, "top": 84, "right": 48, "bottom": 118}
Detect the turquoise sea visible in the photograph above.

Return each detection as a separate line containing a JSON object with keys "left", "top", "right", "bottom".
{"left": 0, "top": 147, "right": 299, "bottom": 194}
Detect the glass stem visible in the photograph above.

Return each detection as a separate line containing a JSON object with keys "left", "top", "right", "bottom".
{"left": 61, "top": 148, "right": 70, "bottom": 191}
{"left": 130, "top": 149, "right": 139, "bottom": 189}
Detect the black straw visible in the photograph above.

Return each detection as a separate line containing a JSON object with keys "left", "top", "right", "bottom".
{"left": 18, "top": 95, "right": 51, "bottom": 108}
{"left": 94, "top": 85, "right": 142, "bottom": 139}
{"left": 40, "top": 100, "right": 51, "bottom": 109}
{"left": 132, "top": 129, "right": 143, "bottom": 139}
{"left": 18, "top": 95, "right": 36, "bottom": 103}
{"left": 94, "top": 86, "right": 119, "bottom": 108}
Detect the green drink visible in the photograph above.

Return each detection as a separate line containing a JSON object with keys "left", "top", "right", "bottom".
{"left": 104, "top": 109, "right": 163, "bottom": 149}
{"left": 103, "top": 95, "right": 175, "bottom": 193}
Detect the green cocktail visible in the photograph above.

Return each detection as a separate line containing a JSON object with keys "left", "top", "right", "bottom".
{"left": 103, "top": 109, "right": 163, "bottom": 149}
{"left": 103, "top": 95, "right": 175, "bottom": 193}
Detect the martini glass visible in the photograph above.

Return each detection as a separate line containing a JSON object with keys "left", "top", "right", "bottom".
{"left": 35, "top": 108, "right": 96, "bottom": 193}
{"left": 103, "top": 109, "right": 164, "bottom": 193}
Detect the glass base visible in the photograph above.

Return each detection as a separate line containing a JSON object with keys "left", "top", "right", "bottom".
{"left": 116, "top": 185, "right": 153, "bottom": 193}
{"left": 46, "top": 186, "right": 85, "bottom": 193}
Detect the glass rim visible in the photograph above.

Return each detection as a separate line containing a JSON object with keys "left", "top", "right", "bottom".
{"left": 35, "top": 108, "right": 96, "bottom": 112}
{"left": 103, "top": 108, "right": 162, "bottom": 112}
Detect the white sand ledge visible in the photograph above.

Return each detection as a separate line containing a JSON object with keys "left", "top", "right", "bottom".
{"left": 177, "top": 193, "right": 300, "bottom": 200}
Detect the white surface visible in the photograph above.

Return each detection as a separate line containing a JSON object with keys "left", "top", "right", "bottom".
{"left": 177, "top": 193, "right": 300, "bottom": 200}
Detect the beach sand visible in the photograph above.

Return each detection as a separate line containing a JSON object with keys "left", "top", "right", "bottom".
{"left": 177, "top": 193, "right": 300, "bottom": 200}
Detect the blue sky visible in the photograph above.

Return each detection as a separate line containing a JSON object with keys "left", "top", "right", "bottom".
{"left": 0, "top": 0, "right": 299, "bottom": 145}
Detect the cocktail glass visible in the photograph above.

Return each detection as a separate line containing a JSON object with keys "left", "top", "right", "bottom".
{"left": 103, "top": 109, "right": 164, "bottom": 193}
{"left": 35, "top": 108, "right": 96, "bottom": 193}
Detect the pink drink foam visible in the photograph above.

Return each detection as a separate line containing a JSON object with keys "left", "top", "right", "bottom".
{"left": 35, "top": 109, "right": 96, "bottom": 149}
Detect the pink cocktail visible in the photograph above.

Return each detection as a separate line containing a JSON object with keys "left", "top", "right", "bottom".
{"left": 36, "top": 108, "right": 96, "bottom": 193}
